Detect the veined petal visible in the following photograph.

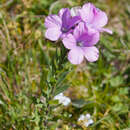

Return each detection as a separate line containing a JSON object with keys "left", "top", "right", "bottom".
{"left": 83, "top": 29, "right": 100, "bottom": 46}
{"left": 58, "top": 8, "right": 66, "bottom": 18}
{"left": 62, "top": 8, "right": 71, "bottom": 29}
{"left": 68, "top": 16, "right": 81, "bottom": 29}
{"left": 45, "top": 27, "right": 61, "bottom": 41}
{"left": 61, "top": 8, "right": 81, "bottom": 30}
{"left": 44, "top": 15, "right": 62, "bottom": 28}
{"left": 92, "top": 8, "right": 108, "bottom": 28}
{"left": 99, "top": 28, "right": 113, "bottom": 34}
{"left": 68, "top": 47, "right": 84, "bottom": 64}
{"left": 62, "top": 34, "right": 77, "bottom": 49}
{"left": 83, "top": 46, "right": 99, "bottom": 62}
{"left": 79, "top": 3, "right": 94, "bottom": 23}
{"left": 73, "top": 22, "right": 87, "bottom": 40}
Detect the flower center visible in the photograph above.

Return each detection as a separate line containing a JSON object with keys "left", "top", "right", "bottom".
{"left": 61, "top": 27, "right": 68, "bottom": 33}
{"left": 77, "top": 41, "right": 83, "bottom": 47}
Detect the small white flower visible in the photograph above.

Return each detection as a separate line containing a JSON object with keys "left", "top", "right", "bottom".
{"left": 54, "top": 93, "right": 71, "bottom": 106}
{"left": 84, "top": 119, "right": 94, "bottom": 127}
{"left": 78, "top": 114, "right": 94, "bottom": 127}
{"left": 78, "top": 114, "right": 85, "bottom": 121}
{"left": 86, "top": 114, "right": 91, "bottom": 119}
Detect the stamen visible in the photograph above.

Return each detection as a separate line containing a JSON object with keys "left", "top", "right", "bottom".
{"left": 77, "top": 42, "right": 83, "bottom": 47}
{"left": 61, "top": 27, "right": 68, "bottom": 33}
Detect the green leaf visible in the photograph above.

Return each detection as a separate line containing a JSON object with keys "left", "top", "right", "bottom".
{"left": 119, "top": 88, "right": 129, "bottom": 95}
{"left": 112, "top": 103, "right": 123, "bottom": 112}
{"left": 49, "top": 100, "right": 59, "bottom": 105}
{"left": 72, "top": 99, "right": 90, "bottom": 108}
{"left": 56, "top": 71, "right": 69, "bottom": 86}
{"left": 38, "top": 39, "right": 50, "bottom": 66}
{"left": 0, "top": 76, "right": 10, "bottom": 99}
{"left": 109, "top": 76, "right": 123, "bottom": 87}
{"left": 54, "top": 84, "right": 69, "bottom": 96}
{"left": 111, "top": 96, "right": 120, "bottom": 102}
{"left": 36, "top": 104, "right": 43, "bottom": 108}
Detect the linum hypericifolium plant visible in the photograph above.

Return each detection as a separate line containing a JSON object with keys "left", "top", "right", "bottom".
{"left": 42, "top": 2, "right": 112, "bottom": 129}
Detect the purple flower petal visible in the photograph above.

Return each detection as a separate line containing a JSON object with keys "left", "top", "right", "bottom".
{"left": 44, "top": 15, "right": 62, "bottom": 28}
{"left": 91, "top": 8, "right": 108, "bottom": 28}
{"left": 83, "top": 46, "right": 99, "bottom": 62}
{"left": 62, "top": 34, "right": 76, "bottom": 49}
{"left": 45, "top": 27, "right": 62, "bottom": 41}
{"left": 73, "top": 22, "right": 99, "bottom": 46}
{"left": 99, "top": 28, "right": 113, "bottom": 34}
{"left": 61, "top": 8, "right": 80, "bottom": 31}
{"left": 58, "top": 8, "right": 66, "bottom": 18}
{"left": 68, "top": 16, "right": 81, "bottom": 30}
{"left": 79, "top": 3, "right": 110, "bottom": 32}
{"left": 79, "top": 3, "right": 94, "bottom": 24}
{"left": 62, "top": 8, "right": 71, "bottom": 29}
{"left": 68, "top": 47, "right": 84, "bottom": 65}
{"left": 83, "top": 28, "right": 100, "bottom": 46}
{"left": 73, "top": 22, "right": 88, "bottom": 40}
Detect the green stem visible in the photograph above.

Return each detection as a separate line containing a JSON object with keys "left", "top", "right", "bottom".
{"left": 42, "top": 44, "right": 68, "bottom": 129}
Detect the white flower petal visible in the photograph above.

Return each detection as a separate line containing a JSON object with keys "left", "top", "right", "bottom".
{"left": 71, "top": 6, "right": 81, "bottom": 16}
{"left": 85, "top": 114, "right": 91, "bottom": 119}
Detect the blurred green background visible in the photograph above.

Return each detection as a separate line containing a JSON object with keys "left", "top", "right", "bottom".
{"left": 0, "top": 0, "right": 130, "bottom": 129}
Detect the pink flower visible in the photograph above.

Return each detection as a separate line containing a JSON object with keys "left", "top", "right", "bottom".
{"left": 62, "top": 22, "right": 99, "bottom": 65}
{"left": 44, "top": 8, "right": 80, "bottom": 41}
{"left": 79, "top": 3, "right": 112, "bottom": 34}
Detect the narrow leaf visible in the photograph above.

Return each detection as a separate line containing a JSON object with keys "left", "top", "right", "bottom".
{"left": 56, "top": 71, "right": 69, "bottom": 86}
{"left": 54, "top": 84, "right": 69, "bottom": 96}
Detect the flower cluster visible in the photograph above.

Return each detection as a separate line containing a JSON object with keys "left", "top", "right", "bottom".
{"left": 78, "top": 114, "right": 94, "bottom": 127}
{"left": 44, "top": 3, "right": 112, "bottom": 64}
{"left": 54, "top": 93, "right": 71, "bottom": 106}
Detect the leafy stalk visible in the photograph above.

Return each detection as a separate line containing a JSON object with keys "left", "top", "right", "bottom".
{"left": 41, "top": 43, "right": 70, "bottom": 129}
